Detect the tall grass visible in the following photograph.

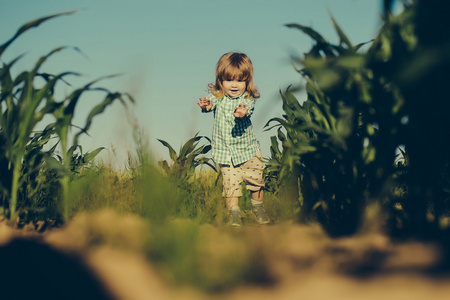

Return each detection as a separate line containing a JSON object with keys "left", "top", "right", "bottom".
{"left": 63, "top": 130, "right": 276, "bottom": 292}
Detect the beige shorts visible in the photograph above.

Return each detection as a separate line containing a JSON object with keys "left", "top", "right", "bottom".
{"left": 220, "top": 151, "right": 265, "bottom": 198}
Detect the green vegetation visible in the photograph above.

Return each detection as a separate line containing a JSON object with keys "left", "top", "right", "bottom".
{"left": 1, "top": 0, "right": 450, "bottom": 293}
{"left": 157, "top": 132, "right": 216, "bottom": 186}
{"left": 265, "top": 0, "right": 450, "bottom": 237}
{"left": 0, "top": 12, "right": 133, "bottom": 222}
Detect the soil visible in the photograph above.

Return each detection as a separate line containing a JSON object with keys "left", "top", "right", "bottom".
{"left": 1, "top": 209, "right": 450, "bottom": 300}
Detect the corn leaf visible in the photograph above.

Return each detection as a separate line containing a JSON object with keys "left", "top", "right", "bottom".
{"left": 74, "top": 91, "right": 133, "bottom": 146}
{"left": 329, "top": 13, "right": 353, "bottom": 50}
{"left": 286, "top": 23, "right": 328, "bottom": 45}
{"left": 83, "top": 147, "right": 105, "bottom": 164}
{"left": 0, "top": 11, "right": 77, "bottom": 57}
{"left": 179, "top": 133, "right": 202, "bottom": 158}
{"left": 157, "top": 139, "right": 177, "bottom": 162}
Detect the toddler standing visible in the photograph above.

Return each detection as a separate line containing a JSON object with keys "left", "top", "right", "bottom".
{"left": 197, "top": 52, "right": 270, "bottom": 226}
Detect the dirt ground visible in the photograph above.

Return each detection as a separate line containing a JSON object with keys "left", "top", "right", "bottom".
{"left": 1, "top": 209, "right": 450, "bottom": 300}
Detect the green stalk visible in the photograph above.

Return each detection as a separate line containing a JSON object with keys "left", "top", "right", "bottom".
{"left": 9, "top": 157, "right": 22, "bottom": 221}
{"left": 59, "top": 132, "right": 70, "bottom": 221}
{"left": 7, "top": 70, "right": 33, "bottom": 221}
{"left": 60, "top": 176, "right": 70, "bottom": 221}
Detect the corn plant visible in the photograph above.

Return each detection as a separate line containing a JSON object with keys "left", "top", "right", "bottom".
{"left": 0, "top": 12, "right": 133, "bottom": 221}
{"left": 157, "top": 132, "right": 216, "bottom": 186}
{"left": 265, "top": 10, "right": 410, "bottom": 236}
{"left": 266, "top": 20, "right": 368, "bottom": 236}
{"left": 0, "top": 12, "right": 73, "bottom": 220}
{"left": 0, "top": 131, "right": 12, "bottom": 214}
{"left": 264, "top": 135, "right": 285, "bottom": 195}
{"left": 51, "top": 76, "right": 133, "bottom": 221}
{"left": 157, "top": 133, "right": 219, "bottom": 220}
{"left": 266, "top": 0, "right": 450, "bottom": 237}
{"left": 375, "top": 0, "right": 450, "bottom": 234}
{"left": 18, "top": 125, "right": 57, "bottom": 207}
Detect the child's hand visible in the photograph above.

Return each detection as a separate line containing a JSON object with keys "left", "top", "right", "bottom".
{"left": 234, "top": 104, "right": 248, "bottom": 118}
{"left": 197, "top": 96, "right": 212, "bottom": 111}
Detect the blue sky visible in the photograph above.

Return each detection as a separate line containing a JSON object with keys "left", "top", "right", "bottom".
{"left": 1, "top": 0, "right": 386, "bottom": 167}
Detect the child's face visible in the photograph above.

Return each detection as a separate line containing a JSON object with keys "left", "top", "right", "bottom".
{"left": 222, "top": 79, "right": 246, "bottom": 98}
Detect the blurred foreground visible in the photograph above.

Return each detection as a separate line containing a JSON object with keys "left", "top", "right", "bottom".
{"left": 1, "top": 209, "right": 450, "bottom": 300}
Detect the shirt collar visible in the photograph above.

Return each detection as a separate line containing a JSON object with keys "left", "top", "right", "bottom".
{"left": 224, "top": 92, "right": 247, "bottom": 100}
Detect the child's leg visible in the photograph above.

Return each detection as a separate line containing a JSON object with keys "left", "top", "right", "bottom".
{"left": 241, "top": 152, "right": 270, "bottom": 224}
{"left": 221, "top": 164, "right": 243, "bottom": 200}
{"left": 251, "top": 189, "right": 264, "bottom": 201}
{"left": 221, "top": 164, "right": 243, "bottom": 226}
{"left": 250, "top": 189, "right": 269, "bottom": 224}
{"left": 226, "top": 197, "right": 241, "bottom": 227}
{"left": 242, "top": 152, "right": 266, "bottom": 204}
{"left": 226, "top": 197, "right": 239, "bottom": 209}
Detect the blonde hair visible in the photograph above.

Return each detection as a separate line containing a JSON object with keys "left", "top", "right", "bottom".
{"left": 208, "top": 52, "right": 260, "bottom": 99}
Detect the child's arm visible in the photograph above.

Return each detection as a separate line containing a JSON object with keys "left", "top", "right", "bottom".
{"left": 197, "top": 96, "right": 213, "bottom": 112}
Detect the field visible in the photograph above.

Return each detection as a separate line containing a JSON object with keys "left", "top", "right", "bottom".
{"left": 2, "top": 1, "right": 450, "bottom": 299}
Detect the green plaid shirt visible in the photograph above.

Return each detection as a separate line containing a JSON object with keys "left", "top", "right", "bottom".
{"left": 204, "top": 92, "right": 260, "bottom": 165}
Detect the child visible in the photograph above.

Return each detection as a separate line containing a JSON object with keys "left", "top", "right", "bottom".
{"left": 197, "top": 52, "right": 270, "bottom": 226}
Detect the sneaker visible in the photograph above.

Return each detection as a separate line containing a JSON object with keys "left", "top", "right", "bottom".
{"left": 229, "top": 210, "right": 242, "bottom": 227}
{"left": 252, "top": 205, "right": 270, "bottom": 225}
